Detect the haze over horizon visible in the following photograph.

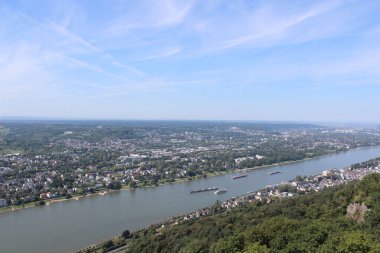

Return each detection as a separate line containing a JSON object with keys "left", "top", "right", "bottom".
{"left": 0, "top": 116, "right": 379, "bottom": 126}
{"left": 1, "top": 0, "right": 380, "bottom": 122}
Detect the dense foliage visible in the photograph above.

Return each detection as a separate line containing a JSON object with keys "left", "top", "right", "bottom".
{"left": 126, "top": 174, "right": 380, "bottom": 253}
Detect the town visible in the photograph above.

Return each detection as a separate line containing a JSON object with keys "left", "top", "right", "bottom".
{"left": 152, "top": 158, "right": 380, "bottom": 226}
{"left": 1, "top": 121, "right": 380, "bottom": 209}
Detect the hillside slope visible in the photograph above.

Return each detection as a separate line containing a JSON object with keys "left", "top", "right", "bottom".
{"left": 126, "top": 173, "right": 380, "bottom": 253}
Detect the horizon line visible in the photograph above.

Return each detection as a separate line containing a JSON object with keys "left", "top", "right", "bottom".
{"left": 0, "top": 116, "right": 379, "bottom": 125}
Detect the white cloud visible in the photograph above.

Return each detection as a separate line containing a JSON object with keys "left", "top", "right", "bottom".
{"left": 103, "top": 0, "right": 195, "bottom": 38}
{"left": 1, "top": 0, "right": 380, "bottom": 120}
{"left": 132, "top": 47, "right": 182, "bottom": 62}
{"left": 195, "top": 1, "right": 342, "bottom": 52}
{"left": 0, "top": 41, "right": 59, "bottom": 96}
{"left": 243, "top": 46, "right": 380, "bottom": 87}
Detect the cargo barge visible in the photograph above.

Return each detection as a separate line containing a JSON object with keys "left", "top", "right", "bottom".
{"left": 232, "top": 174, "right": 248, "bottom": 179}
{"left": 190, "top": 187, "right": 218, "bottom": 193}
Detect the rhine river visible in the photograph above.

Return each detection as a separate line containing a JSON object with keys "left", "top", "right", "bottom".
{"left": 2, "top": 145, "right": 380, "bottom": 253}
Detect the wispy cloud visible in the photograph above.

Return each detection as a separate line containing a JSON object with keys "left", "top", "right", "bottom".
{"left": 192, "top": 1, "right": 343, "bottom": 53}
{"left": 1, "top": 0, "right": 380, "bottom": 120}
{"left": 0, "top": 43, "right": 55, "bottom": 96}
{"left": 47, "top": 20, "right": 149, "bottom": 78}
{"left": 131, "top": 47, "right": 182, "bottom": 62}
{"left": 0, "top": 4, "right": 171, "bottom": 100}
{"left": 103, "top": 0, "right": 195, "bottom": 38}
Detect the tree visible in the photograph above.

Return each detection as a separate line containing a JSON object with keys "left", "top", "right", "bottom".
{"left": 122, "top": 229, "right": 131, "bottom": 239}
{"left": 321, "top": 231, "right": 379, "bottom": 252}
{"left": 108, "top": 181, "right": 122, "bottom": 190}
{"left": 129, "top": 181, "right": 137, "bottom": 189}
{"left": 214, "top": 234, "right": 245, "bottom": 253}
{"left": 244, "top": 243, "right": 269, "bottom": 253}
{"left": 103, "top": 240, "right": 114, "bottom": 250}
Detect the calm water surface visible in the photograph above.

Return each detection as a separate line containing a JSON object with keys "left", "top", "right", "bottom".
{"left": 2, "top": 145, "right": 380, "bottom": 253}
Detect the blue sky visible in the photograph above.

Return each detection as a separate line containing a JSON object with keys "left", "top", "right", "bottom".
{"left": 1, "top": 0, "right": 380, "bottom": 122}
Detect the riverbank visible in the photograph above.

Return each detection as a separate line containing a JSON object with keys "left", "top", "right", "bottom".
{"left": 3, "top": 144, "right": 380, "bottom": 253}
{"left": 78, "top": 156, "right": 380, "bottom": 253}
{"left": 0, "top": 145, "right": 375, "bottom": 214}
{"left": 0, "top": 192, "right": 98, "bottom": 213}
{"left": 0, "top": 167, "right": 267, "bottom": 214}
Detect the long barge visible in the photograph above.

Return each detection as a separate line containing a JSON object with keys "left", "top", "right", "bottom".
{"left": 269, "top": 171, "right": 282, "bottom": 175}
{"left": 190, "top": 187, "right": 218, "bottom": 193}
{"left": 232, "top": 174, "right": 248, "bottom": 179}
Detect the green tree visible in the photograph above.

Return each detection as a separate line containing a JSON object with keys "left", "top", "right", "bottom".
{"left": 129, "top": 181, "right": 137, "bottom": 189}
{"left": 214, "top": 234, "right": 245, "bottom": 253}
{"left": 103, "top": 240, "right": 114, "bottom": 250}
{"left": 244, "top": 243, "right": 269, "bottom": 253}
{"left": 122, "top": 229, "right": 131, "bottom": 239}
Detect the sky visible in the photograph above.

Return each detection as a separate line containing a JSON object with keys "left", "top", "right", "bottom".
{"left": 0, "top": 0, "right": 380, "bottom": 122}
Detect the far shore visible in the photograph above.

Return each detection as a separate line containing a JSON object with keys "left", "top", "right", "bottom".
{"left": 0, "top": 145, "right": 375, "bottom": 214}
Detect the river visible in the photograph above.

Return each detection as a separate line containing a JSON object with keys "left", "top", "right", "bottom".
{"left": 2, "top": 145, "right": 380, "bottom": 253}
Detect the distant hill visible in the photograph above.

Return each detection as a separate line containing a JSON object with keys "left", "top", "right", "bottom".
{"left": 0, "top": 119, "right": 321, "bottom": 131}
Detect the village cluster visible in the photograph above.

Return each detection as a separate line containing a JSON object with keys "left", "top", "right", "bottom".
{"left": 156, "top": 159, "right": 380, "bottom": 228}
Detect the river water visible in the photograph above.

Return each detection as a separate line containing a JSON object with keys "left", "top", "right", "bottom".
{"left": 2, "top": 145, "right": 380, "bottom": 253}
